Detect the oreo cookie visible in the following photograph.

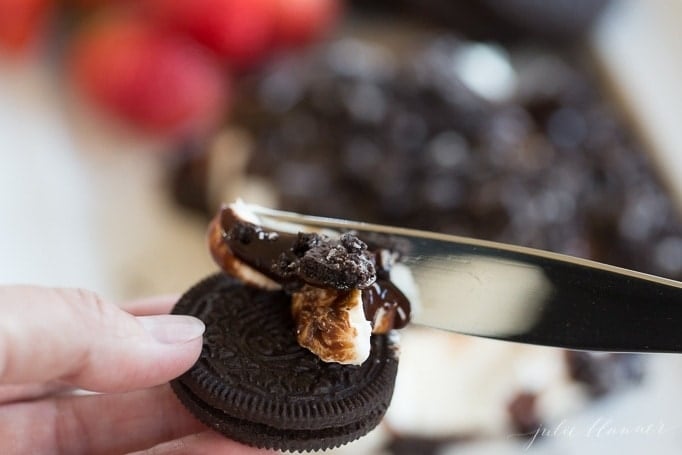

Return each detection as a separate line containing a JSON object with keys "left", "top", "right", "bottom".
{"left": 171, "top": 273, "right": 400, "bottom": 452}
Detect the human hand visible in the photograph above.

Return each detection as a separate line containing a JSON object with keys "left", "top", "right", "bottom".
{"left": 0, "top": 285, "right": 271, "bottom": 454}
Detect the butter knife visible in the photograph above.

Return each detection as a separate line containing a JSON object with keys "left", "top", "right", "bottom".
{"left": 246, "top": 204, "right": 682, "bottom": 353}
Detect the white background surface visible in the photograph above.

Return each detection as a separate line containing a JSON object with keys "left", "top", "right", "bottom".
{"left": 0, "top": 58, "right": 214, "bottom": 299}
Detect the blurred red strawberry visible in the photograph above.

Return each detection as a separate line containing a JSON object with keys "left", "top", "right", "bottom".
{"left": 70, "top": 15, "right": 228, "bottom": 137}
{"left": 0, "top": 0, "right": 54, "bottom": 54}
{"left": 273, "top": 0, "right": 341, "bottom": 48}
{"left": 146, "top": 0, "right": 275, "bottom": 71}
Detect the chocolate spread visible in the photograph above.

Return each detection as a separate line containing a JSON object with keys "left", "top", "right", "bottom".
{"left": 217, "top": 206, "right": 411, "bottom": 330}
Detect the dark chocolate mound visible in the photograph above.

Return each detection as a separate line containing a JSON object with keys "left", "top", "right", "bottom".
{"left": 226, "top": 38, "right": 682, "bottom": 282}
{"left": 170, "top": 36, "right": 682, "bottom": 282}
{"left": 171, "top": 273, "right": 398, "bottom": 452}
{"left": 277, "top": 232, "right": 377, "bottom": 290}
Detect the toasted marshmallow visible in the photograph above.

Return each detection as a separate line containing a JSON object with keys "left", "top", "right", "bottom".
{"left": 207, "top": 213, "right": 281, "bottom": 291}
{"left": 292, "top": 285, "right": 372, "bottom": 365}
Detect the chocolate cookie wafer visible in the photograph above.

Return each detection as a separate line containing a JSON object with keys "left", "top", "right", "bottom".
{"left": 171, "top": 273, "right": 400, "bottom": 452}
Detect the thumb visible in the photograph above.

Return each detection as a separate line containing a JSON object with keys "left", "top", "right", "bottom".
{"left": 0, "top": 286, "right": 204, "bottom": 392}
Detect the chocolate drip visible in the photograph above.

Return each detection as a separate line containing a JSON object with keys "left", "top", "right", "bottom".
{"left": 362, "top": 280, "right": 411, "bottom": 330}
{"left": 221, "top": 209, "right": 297, "bottom": 282}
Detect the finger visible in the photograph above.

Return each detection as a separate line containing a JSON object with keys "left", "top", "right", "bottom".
{"left": 0, "top": 385, "right": 206, "bottom": 455}
{"left": 132, "top": 431, "right": 273, "bottom": 455}
{"left": 0, "top": 382, "right": 72, "bottom": 404}
{"left": 119, "top": 295, "right": 181, "bottom": 316}
{"left": 0, "top": 286, "right": 204, "bottom": 392}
